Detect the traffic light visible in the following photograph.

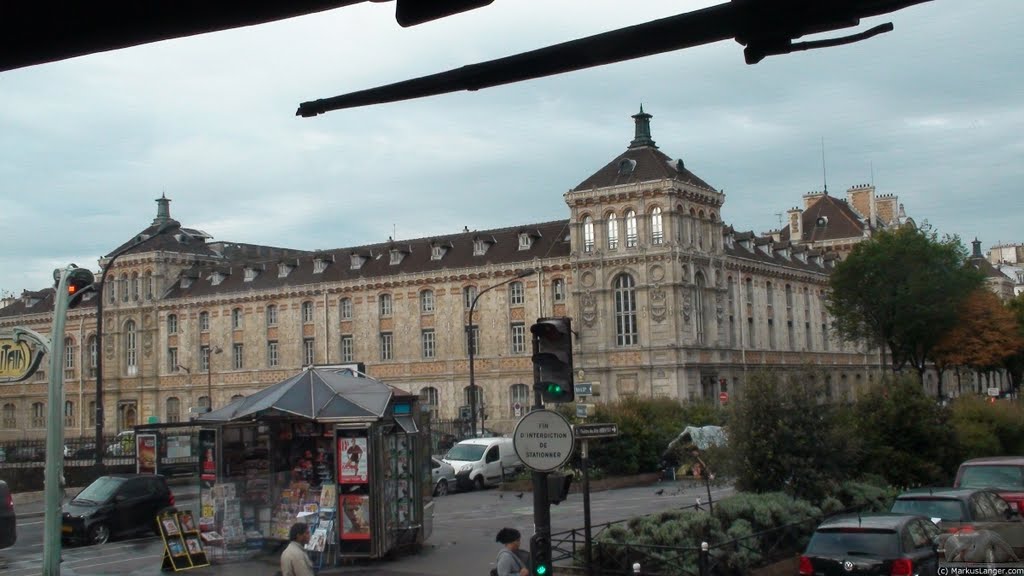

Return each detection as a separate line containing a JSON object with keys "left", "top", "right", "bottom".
{"left": 65, "top": 266, "right": 96, "bottom": 308}
{"left": 548, "top": 472, "right": 573, "bottom": 505}
{"left": 530, "top": 317, "right": 574, "bottom": 404}
{"left": 529, "top": 533, "right": 551, "bottom": 576}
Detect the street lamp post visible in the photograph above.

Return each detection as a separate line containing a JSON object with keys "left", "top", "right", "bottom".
{"left": 205, "top": 346, "right": 222, "bottom": 413}
{"left": 468, "top": 269, "right": 535, "bottom": 438}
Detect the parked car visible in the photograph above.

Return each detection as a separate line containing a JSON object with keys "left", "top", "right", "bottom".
{"left": 105, "top": 431, "right": 136, "bottom": 457}
{"left": 68, "top": 443, "right": 98, "bottom": 460}
{"left": 891, "top": 488, "right": 1024, "bottom": 557}
{"left": 954, "top": 457, "right": 1024, "bottom": 511}
{"left": 7, "top": 446, "right": 45, "bottom": 463}
{"left": 431, "top": 457, "right": 457, "bottom": 496}
{"left": 0, "top": 480, "right": 16, "bottom": 549}
{"left": 61, "top": 474, "right": 175, "bottom": 545}
{"left": 799, "top": 513, "right": 941, "bottom": 576}
{"left": 443, "top": 437, "right": 522, "bottom": 490}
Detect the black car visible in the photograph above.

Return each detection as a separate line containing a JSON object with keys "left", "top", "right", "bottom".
{"left": 800, "top": 513, "right": 941, "bottom": 576}
{"left": 62, "top": 475, "right": 176, "bottom": 545}
{"left": 0, "top": 480, "right": 16, "bottom": 549}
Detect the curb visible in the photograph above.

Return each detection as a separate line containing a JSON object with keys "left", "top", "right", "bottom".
{"left": 18, "top": 494, "right": 199, "bottom": 520}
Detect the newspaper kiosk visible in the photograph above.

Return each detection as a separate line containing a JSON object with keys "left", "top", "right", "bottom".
{"left": 194, "top": 365, "right": 432, "bottom": 564}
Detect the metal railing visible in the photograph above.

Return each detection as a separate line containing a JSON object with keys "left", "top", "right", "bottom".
{"left": 0, "top": 435, "right": 137, "bottom": 468}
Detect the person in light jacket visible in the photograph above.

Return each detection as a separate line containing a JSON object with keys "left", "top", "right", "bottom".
{"left": 495, "top": 527, "right": 529, "bottom": 576}
{"left": 281, "top": 522, "right": 316, "bottom": 576}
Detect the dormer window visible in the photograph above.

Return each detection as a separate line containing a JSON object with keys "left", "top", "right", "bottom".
{"left": 211, "top": 272, "right": 226, "bottom": 286}
{"left": 518, "top": 233, "right": 532, "bottom": 250}
{"left": 473, "top": 240, "right": 487, "bottom": 256}
{"left": 618, "top": 158, "right": 636, "bottom": 175}
{"left": 389, "top": 250, "right": 404, "bottom": 265}
{"left": 350, "top": 254, "right": 365, "bottom": 270}
{"left": 431, "top": 246, "right": 445, "bottom": 260}
{"left": 278, "top": 264, "right": 292, "bottom": 278}
{"left": 314, "top": 259, "right": 328, "bottom": 274}
{"left": 244, "top": 267, "right": 258, "bottom": 282}
{"left": 181, "top": 277, "right": 193, "bottom": 289}
{"left": 795, "top": 251, "right": 807, "bottom": 263}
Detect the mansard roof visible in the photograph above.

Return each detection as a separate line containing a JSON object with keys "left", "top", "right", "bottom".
{"left": 723, "top": 229, "right": 835, "bottom": 275}
{"left": 163, "top": 219, "right": 571, "bottom": 300}
{"left": 780, "top": 193, "right": 865, "bottom": 243}
{"left": 0, "top": 287, "right": 98, "bottom": 318}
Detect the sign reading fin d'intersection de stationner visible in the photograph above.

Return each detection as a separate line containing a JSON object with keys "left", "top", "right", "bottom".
{"left": 513, "top": 409, "right": 575, "bottom": 472}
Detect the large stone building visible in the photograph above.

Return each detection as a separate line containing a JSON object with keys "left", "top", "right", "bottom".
{"left": 0, "top": 110, "right": 893, "bottom": 440}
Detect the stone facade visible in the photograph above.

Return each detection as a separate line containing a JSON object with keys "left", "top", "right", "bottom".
{"left": 0, "top": 110, "right": 892, "bottom": 440}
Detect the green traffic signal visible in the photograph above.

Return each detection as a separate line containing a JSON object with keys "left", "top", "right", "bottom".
{"left": 535, "top": 565, "right": 548, "bottom": 575}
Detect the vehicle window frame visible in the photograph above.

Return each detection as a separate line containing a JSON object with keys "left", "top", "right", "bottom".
{"left": 907, "top": 519, "right": 930, "bottom": 549}
{"left": 119, "top": 478, "right": 150, "bottom": 499}
{"left": 984, "top": 491, "right": 1012, "bottom": 519}
{"left": 485, "top": 446, "right": 499, "bottom": 464}
{"left": 900, "top": 526, "right": 916, "bottom": 553}
{"left": 971, "top": 493, "right": 998, "bottom": 520}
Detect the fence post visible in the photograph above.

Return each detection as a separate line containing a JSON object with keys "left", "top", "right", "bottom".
{"left": 698, "top": 541, "right": 709, "bottom": 576}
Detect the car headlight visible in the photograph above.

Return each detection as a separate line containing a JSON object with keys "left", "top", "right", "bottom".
{"left": 460, "top": 464, "right": 473, "bottom": 473}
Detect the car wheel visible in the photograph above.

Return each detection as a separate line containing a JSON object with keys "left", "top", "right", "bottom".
{"left": 435, "top": 479, "right": 449, "bottom": 497}
{"left": 88, "top": 522, "right": 110, "bottom": 545}
{"left": 475, "top": 475, "right": 486, "bottom": 491}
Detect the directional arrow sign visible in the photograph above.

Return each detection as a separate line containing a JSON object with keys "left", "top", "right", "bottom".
{"left": 574, "top": 383, "right": 592, "bottom": 396}
{"left": 573, "top": 423, "right": 619, "bottom": 439}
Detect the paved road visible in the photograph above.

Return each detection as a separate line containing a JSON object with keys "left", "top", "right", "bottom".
{"left": 0, "top": 480, "right": 732, "bottom": 575}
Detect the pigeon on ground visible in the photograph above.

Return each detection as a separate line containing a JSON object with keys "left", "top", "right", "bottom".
{"left": 499, "top": 493, "right": 504, "bottom": 499}
{"left": 655, "top": 489, "right": 665, "bottom": 495}
{"left": 516, "top": 492, "right": 524, "bottom": 499}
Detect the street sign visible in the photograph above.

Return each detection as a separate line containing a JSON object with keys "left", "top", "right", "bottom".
{"left": 576, "top": 403, "right": 594, "bottom": 418}
{"left": 0, "top": 329, "right": 47, "bottom": 384}
{"left": 514, "top": 402, "right": 523, "bottom": 417}
{"left": 988, "top": 387, "right": 1000, "bottom": 398}
{"left": 718, "top": 391, "right": 729, "bottom": 404}
{"left": 575, "top": 383, "right": 592, "bottom": 397}
{"left": 513, "top": 409, "right": 575, "bottom": 472}
{"left": 573, "top": 423, "right": 619, "bottom": 439}
{"left": 459, "top": 405, "right": 472, "bottom": 420}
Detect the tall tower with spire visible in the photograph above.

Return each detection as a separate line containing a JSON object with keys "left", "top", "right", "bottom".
{"left": 153, "top": 193, "right": 172, "bottom": 226}
{"left": 628, "top": 105, "right": 657, "bottom": 149}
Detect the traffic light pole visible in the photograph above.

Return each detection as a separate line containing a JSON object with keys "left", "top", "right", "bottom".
{"left": 530, "top": 334, "right": 551, "bottom": 575}
{"left": 42, "top": 267, "right": 75, "bottom": 576}
{"left": 581, "top": 436, "right": 593, "bottom": 576}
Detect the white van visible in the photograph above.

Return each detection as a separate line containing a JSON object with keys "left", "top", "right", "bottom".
{"left": 443, "top": 437, "right": 522, "bottom": 490}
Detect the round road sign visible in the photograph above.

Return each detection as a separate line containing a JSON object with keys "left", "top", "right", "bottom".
{"left": 513, "top": 409, "right": 575, "bottom": 472}
{"left": 718, "top": 391, "right": 729, "bottom": 404}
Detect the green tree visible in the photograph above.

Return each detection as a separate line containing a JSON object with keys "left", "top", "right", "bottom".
{"left": 932, "top": 289, "right": 1024, "bottom": 393}
{"left": 827, "top": 225, "right": 983, "bottom": 385}
{"left": 726, "top": 370, "right": 859, "bottom": 502}
{"left": 853, "top": 377, "right": 959, "bottom": 487}
{"left": 1005, "top": 294, "right": 1024, "bottom": 393}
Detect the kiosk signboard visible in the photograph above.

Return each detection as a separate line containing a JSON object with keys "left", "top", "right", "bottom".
{"left": 338, "top": 436, "right": 368, "bottom": 483}
{"left": 136, "top": 433, "right": 158, "bottom": 475}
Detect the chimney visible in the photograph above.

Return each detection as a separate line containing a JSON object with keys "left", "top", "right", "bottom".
{"left": 787, "top": 207, "right": 803, "bottom": 241}
{"left": 846, "top": 184, "right": 876, "bottom": 225}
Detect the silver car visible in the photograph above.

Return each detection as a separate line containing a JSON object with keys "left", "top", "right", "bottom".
{"left": 431, "top": 457, "right": 457, "bottom": 496}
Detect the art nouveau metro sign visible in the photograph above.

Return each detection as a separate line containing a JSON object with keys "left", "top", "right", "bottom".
{"left": 0, "top": 329, "right": 48, "bottom": 383}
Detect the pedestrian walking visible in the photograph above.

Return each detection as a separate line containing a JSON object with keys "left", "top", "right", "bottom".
{"left": 280, "top": 522, "right": 316, "bottom": 576}
{"left": 493, "top": 527, "right": 528, "bottom": 576}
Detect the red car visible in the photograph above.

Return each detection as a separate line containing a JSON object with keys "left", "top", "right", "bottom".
{"left": 954, "top": 457, "right": 1024, "bottom": 512}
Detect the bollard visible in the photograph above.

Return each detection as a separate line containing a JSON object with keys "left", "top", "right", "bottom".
{"left": 633, "top": 561, "right": 642, "bottom": 574}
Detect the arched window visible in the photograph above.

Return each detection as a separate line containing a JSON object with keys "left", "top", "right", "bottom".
{"left": 614, "top": 274, "right": 638, "bottom": 346}
{"left": 302, "top": 301, "right": 315, "bottom": 323}
{"left": 120, "top": 273, "right": 129, "bottom": 302}
{"left": 785, "top": 284, "right": 793, "bottom": 310}
{"left": 231, "top": 394, "right": 245, "bottom": 402}
{"left": 625, "top": 210, "right": 638, "bottom": 248}
{"left": 166, "top": 397, "right": 181, "bottom": 423}
{"left": 144, "top": 271, "right": 153, "bottom": 300}
{"left": 745, "top": 278, "right": 754, "bottom": 304}
{"left": 697, "top": 211, "right": 706, "bottom": 250}
{"left": 32, "top": 402, "right": 46, "bottom": 428}
{"left": 131, "top": 272, "right": 140, "bottom": 301}
{"left": 552, "top": 278, "right": 566, "bottom": 303}
{"left": 125, "top": 320, "right": 137, "bottom": 375}
{"left": 463, "top": 286, "right": 477, "bottom": 310}
{"left": 689, "top": 208, "right": 698, "bottom": 245}
{"left": 231, "top": 307, "right": 243, "bottom": 329}
{"left": 199, "top": 311, "right": 210, "bottom": 331}
{"left": 2, "top": 403, "right": 16, "bottom": 429}
{"left": 420, "top": 387, "right": 439, "bottom": 409}
{"left": 64, "top": 336, "right": 75, "bottom": 371}
{"left": 650, "top": 207, "right": 664, "bottom": 244}
{"left": 87, "top": 335, "right": 98, "bottom": 377}
{"left": 378, "top": 294, "right": 392, "bottom": 317}
{"left": 766, "top": 282, "right": 774, "bottom": 307}
{"left": 64, "top": 400, "right": 74, "bottom": 427}
{"left": 509, "top": 384, "right": 530, "bottom": 417}
{"left": 606, "top": 212, "right": 619, "bottom": 250}
{"left": 694, "top": 273, "right": 706, "bottom": 344}
{"left": 463, "top": 386, "right": 483, "bottom": 410}
{"left": 198, "top": 396, "right": 210, "bottom": 411}
{"left": 420, "top": 290, "right": 435, "bottom": 313}
{"left": 167, "top": 313, "right": 178, "bottom": 334}
{"left": 582, "top": 216, "right": 595, "bottom": 253}
{"left": 340, "top": 297, "right": 353, "bottom": 320}
{"left": 107, "top": 275, "right": 117, "bottom": 303}
{"left": 509, "top": 282, "right": 525, "bottom": 306}
{"left": 266, "top": 304, "right": 278, "bottom": 327}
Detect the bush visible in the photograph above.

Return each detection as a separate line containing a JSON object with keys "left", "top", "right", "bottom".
{"left": 950, "top": 396, "right": 1024, "bottom": 461}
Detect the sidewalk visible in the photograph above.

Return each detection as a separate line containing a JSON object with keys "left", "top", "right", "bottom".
{"left": 15, "top": 482, "right": 200, "bottom": 519}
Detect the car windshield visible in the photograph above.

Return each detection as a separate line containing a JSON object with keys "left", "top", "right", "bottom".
{"left": 75, "top": 476, "right": 125, "bottom": 503}
{"left": 960, "top": 466, "right": 1024, "bottom": 490}
{"left": 446, "top": 444, "right": 486, "bottom": 462}
{"left": 891, "top": 498, "right": 966, "bottom": 521}
{"left": 806, "top": 528, "right": 900, "bottom": 557}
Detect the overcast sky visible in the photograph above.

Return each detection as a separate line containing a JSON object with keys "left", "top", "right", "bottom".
{"left": 1, "top": 0, "right": 1020, "bottom": 296}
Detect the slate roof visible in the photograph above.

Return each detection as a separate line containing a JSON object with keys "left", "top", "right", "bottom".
{"left": 163, "top": 219, "right": 571, "bottom": 300}
{"left": 723, "top": 230, "right": 834, "bottom": 274}
{"left": 780, "top": 193, "right": 865, "bottom": 244}
{"left": 573, "top": 146, "right": 716, "bottom": 192}
{"left": 970, "top": 256, "right": 1013, "bottom": 280}
{"left": 0, "top": 287, "right": 99, "bottom": 318}
{"left": 105, "top": 220, "right": 223, "bottom": 259}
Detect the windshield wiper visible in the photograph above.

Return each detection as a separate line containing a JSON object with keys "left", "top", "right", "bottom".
{"left": 71, "top": 498, "right": 96, "bottom": 505}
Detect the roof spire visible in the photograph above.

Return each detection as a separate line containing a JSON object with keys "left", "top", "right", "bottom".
{"left": 153, "top": 193, "right": 171, "bottom": 225}
{"left": 972, "top": 238, "right": 983, "bottom": 258}
{"left": 629, "top": 105, "right": 657, "bottom": 149}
